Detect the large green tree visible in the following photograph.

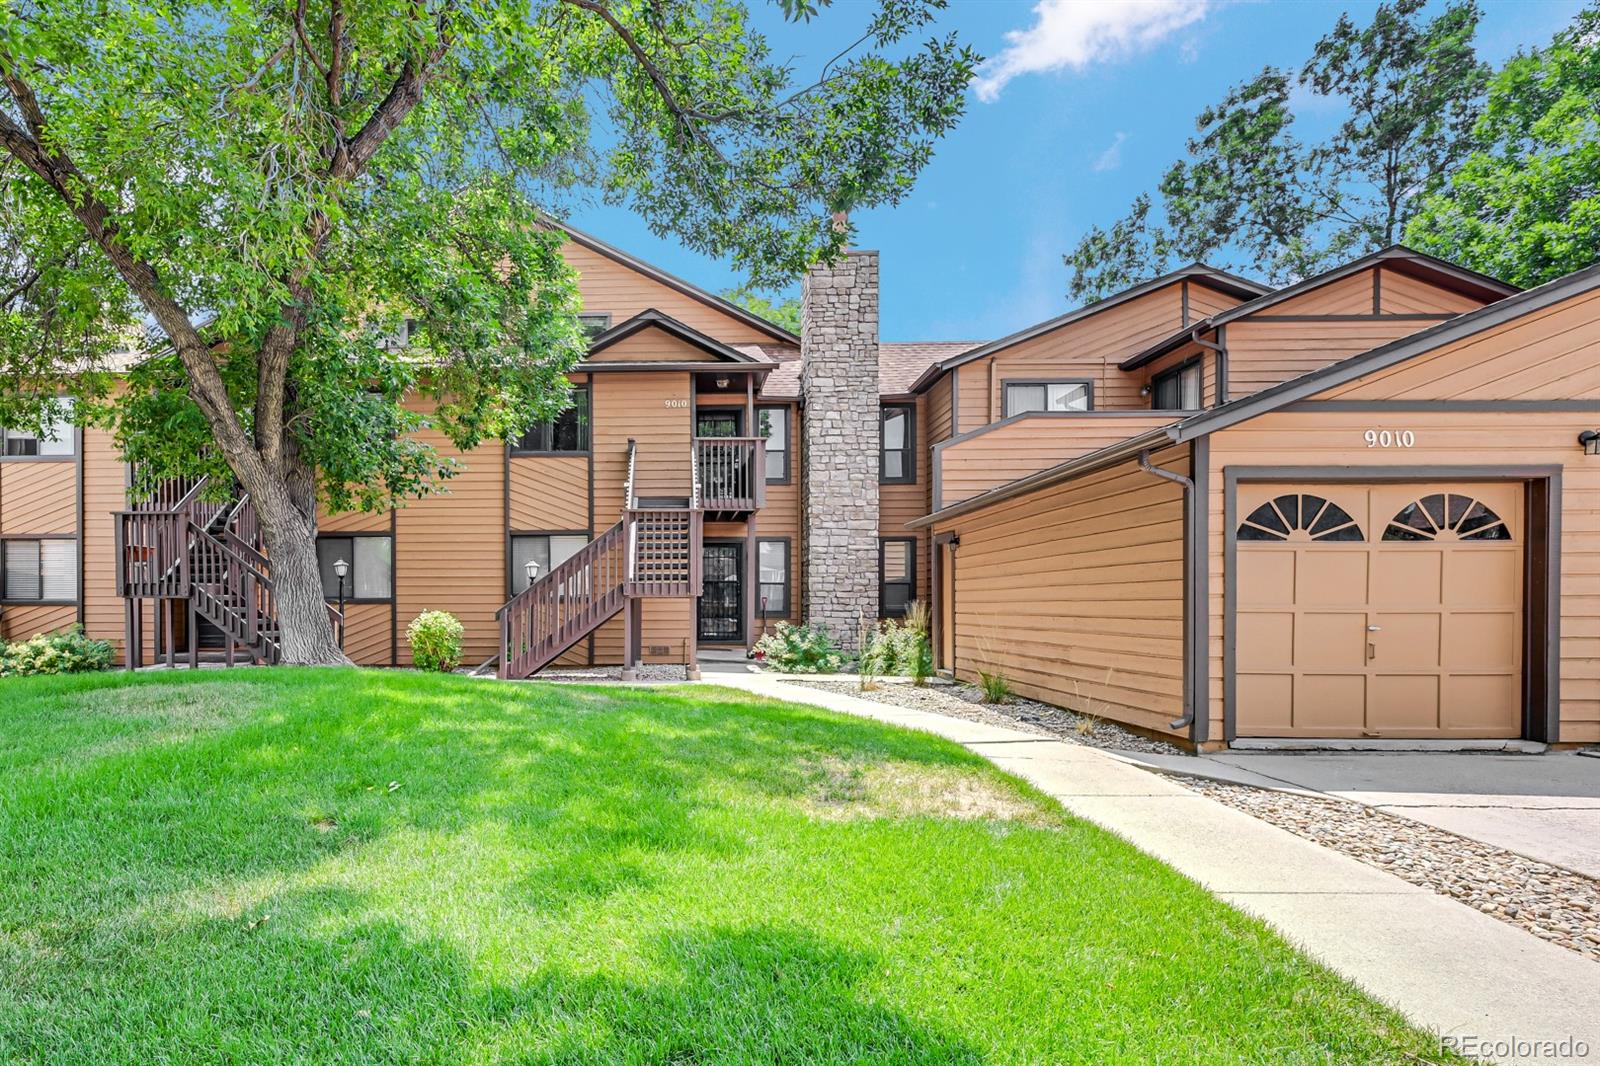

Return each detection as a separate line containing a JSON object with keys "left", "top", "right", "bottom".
{"left": 1406, "top": 5, "right": 1600, "bottom": 287}
{"left": 0, "top": 0, "right": 976, "bottom": 663}
{"left": 1065, "top": 0, "right": 1488, "bottom": 301}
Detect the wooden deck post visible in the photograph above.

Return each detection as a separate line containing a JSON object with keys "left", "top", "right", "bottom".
{"left": 621, "top": 596, "right": 639, "bottom": 681}
{"left": 744, "top": 515, "right": 758, "bottom": 656}
{"left": 188, "top": 599, "right": 199, "bottom": 669}
{"left": 124, "top": 598, "right": 137, "bottom": 671}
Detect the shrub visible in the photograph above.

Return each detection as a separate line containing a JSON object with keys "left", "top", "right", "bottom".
{"left": 903, "top": 601, "right": 933, "bottom": 687}
{"left": 977, "top": 669, "right": 1013, "bottom": 704}
{"left": 754, "top": 621, "right": 843, "bottom": 674}
{"left": 407, "top": 611, "right": 464, "bottom": 672}
{"left": 856, "top": 614, "right": 880, "bottom": 692}
{"left": 0, "top": 626, "right": 115, "bottom": 677}
{"left": 859, "top": 617, "right": 931, "bottom": 679}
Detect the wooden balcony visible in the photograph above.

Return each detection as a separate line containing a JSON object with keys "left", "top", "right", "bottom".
{"left": 695, "top": 436, "right": 766, "bottom": 518}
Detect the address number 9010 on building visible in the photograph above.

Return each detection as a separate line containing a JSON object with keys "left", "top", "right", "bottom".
{"left": 1364, "top": 429, "right": 1416, "bottom": 448}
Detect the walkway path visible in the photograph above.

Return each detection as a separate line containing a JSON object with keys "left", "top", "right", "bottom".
{"left": 698, "top": 667, "right": 1600, "bottom": 1065}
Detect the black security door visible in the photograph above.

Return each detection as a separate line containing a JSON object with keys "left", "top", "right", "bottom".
{"left": 699, "top": 543, "right": 743, "bottom": 642}
{"left": 695, "top": 410, "right": 741, "bottom": 438}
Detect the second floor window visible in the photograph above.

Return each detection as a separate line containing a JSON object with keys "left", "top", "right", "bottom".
{"left": 316, "top": 535, "right": 393, "bottom": 601}
{"left": 1, "top": 538, "right": 77, "bottom": 601}
{"left": 512, "top": 388, "right": 590, "bottom": 454}
{"left": 881, "top": 404, "right": 915, "bottom": 484}
{"left": 578, "top": 313, "right": 612, "bottom": 339}
{"left": 2, "top": 401, "right": 75, "bottom": 458}
{"left": 1152, "top": 361, "right": 1202, "bottom": 411}
{"left": 758, "top": 406, "right": 789, "bottom": 483}
{"left": 1003, "top": 381, "right": 1090, "bottom": 417}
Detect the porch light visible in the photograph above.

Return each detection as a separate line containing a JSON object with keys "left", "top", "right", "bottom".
{"left": 1580, "top": 430, "right": 1600, "bottom": 456}
{"left": 332, "top": 557, "right": 350, "bottom": 580}
{"left": 524, "top": 559, "right": 541, "bottom": 584}
{"left": 715, "top": 375, "right": 731, "bottom": 389}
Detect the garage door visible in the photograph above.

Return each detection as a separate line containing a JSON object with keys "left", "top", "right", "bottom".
{"left": 1235, "top": 482, "right": 1523, "bottom": 738}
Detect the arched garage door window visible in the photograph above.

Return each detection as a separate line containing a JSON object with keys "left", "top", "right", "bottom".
{"left": 1382, "top": 493, "right": 1511, "bottom": 542}
{"left": 1237, "top": 493, "right": 1364, "bottom": 542}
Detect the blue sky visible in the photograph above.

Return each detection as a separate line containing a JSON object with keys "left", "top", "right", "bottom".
{"left": 566, "top": 0, "right": 1585, "bottom": 342}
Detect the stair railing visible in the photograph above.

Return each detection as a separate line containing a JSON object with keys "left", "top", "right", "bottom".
{"left": 497, "top": 520, "right": 627, "bottom": 678}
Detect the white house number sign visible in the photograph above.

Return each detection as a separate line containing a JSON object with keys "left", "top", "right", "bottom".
{"left": 664, "top": 398, "right": 689, "bottom": 408}
{"left": 1363, "top": 429, "right": 1416, "bottom": 448}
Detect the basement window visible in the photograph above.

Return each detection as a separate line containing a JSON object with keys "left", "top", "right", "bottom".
{"left": 1, "top": 538, "right": 77, "bottom": 602}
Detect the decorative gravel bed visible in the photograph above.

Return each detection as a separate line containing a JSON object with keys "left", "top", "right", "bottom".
{"left": 510, "top": 664, "right": 691, "bottom": 684}
{"left": 1182, "top": 778, "right": 1600, "bottom": 961}
{"left": 788, "top": 678, "right": 1187, "bottom": 756}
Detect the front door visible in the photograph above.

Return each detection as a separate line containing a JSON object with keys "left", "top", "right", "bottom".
{"left": 700, "top": 543, "right": 743, "bottom": 643}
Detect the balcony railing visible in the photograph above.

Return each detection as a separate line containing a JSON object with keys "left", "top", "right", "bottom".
{"left": 695, "top": 436, "right": 766, "bottom": 514}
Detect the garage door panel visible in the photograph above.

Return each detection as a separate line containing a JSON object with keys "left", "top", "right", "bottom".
{"left": 1237, "top": 611, "right": 1293, "bottom": 670}
{"left": 1294, "top": 674, "right": 1366, "bottom": 731}
{"left": 1238, "top": 673, "right": 1293, "bottom": 732}
{"left": 1441, "top": 674, "right": 1520, "bottom": 735}
{"left": 1442, "top": 611, "right": 1520, "bottom": 669}
{"left": 1235, "top": 481, "right": 1524, "bottom": 740}
{"left": 1368, "top": 674, "right": 1440, "bottom": 731}
{"left": 1295, "top": 612, "right": 1368, "bottom": 669}
{"left": 1371, "top": 612, "right": 1439, "bottom": 669}
{"left": 1238, "top": 551, "right": 1294, "bottom": 606}
{"left": 1370, "top": 550, "right": 1442, "bottom": 605}
{"left": 1296, "top": 552, "right": 1368, "bottom": 605}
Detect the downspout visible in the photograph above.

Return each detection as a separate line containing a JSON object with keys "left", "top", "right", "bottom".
{"left": 1138, "top": 449, "right": 1196, "bottom": 733}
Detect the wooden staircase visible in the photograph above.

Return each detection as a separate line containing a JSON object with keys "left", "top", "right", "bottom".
{"left": 497, "top": 439, "right": 704, "bottom": 679}
{"left": 116, "top": 477, "right": 343, "bottom": 668}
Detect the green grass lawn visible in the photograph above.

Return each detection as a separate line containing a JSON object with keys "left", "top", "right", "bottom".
{"left": 0, "top": 669, "right": 1447, "bottom": 1064}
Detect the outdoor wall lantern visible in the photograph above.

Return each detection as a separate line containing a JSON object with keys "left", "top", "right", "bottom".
{"left": 524, "top": 559, "right": 541, "bottom": 587}
{"left": 715, "top": 375, "right": 731, "bottom": 389}
{"left": 1579, "top": 430, "right": 1600, "bottom": 456}
{"left": 332, "top": 557, "right": 350, "bottom": 616}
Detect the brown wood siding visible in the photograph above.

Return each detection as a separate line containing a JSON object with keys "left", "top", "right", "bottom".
{"left": 0, "top": 461, "right": 76, "bottom": 534}
{"left": 1225, "top": 318, "right": 1432, "bottom": 399}
{"left": 564, "top": 241, "right": 774, "bottom": 343}
{"left": 1379, "top": 269, "right": 1486, "bottom": 315}
{"left": 340, "top": 602, "right": 394, "bottom": 666}
{"left": 968, "top": 286, "right": 1189, "bottom": 418}
{"left": 597, "top": 326, "right": 722, "bottom": 362}
{"left": 319, "top": 508, "right": 390, "bottom": 533}
{"left": 1187, "top": 281, "right": 1249, "bottom": 319}
{"left": 1268, "top": 269, "right": 1377, "bottom": 315}
{"left": 1204, "top": 410, "right": 1600, "bottom": 745}
{"left": 509, "top": 456, "right": 589, "bottom": 530}
{"left": 593, "top": 371, "right": 691, "bottom": 516}
{"left": 935, "top": 447, "right": 1191, "bottom": 737}
{"left": 926, "top": 374, "right": 953, "bottom": 446}
{"left": 1324, "top": 288, "right": 1600, "bottom": 402}
{"left": 934, "top": 414, "right": 1179, "bottom": 509}
{"left": 880, "top": 394, "right": 929, "bottom": 607}
{"left": 394, "top": 399, "right": 505, "bottom": 665}
{"left": 81, "top": 429, "right": 126, "bottom": 650}
{"left": 0, "top": 602, "right": 76, "bottom": 641}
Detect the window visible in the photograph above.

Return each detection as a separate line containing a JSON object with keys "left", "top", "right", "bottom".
{"left": 758, "top": 539, "right": 789, "bottom": 616}
{"left": 510, "top": 533, "right": 590, "bottom": 594}
{"left": 1383, "top": 494, "right": 1511, "bottom": 542}
{"left": 512, "top": 387, "right": 590, "bottom": 454}
{"left": 578, "top": 313, "right": 612, "bottom": 339}
{"left": 1, "top": 538, "right": 77, "bottom": 601}
{"left": 880, "top": 538, "right": 915, "bottom": 617}
{"left": 758, "top": 406, "right": 789, "bottom": 483}
{"left": 1151, "top": 361, "right": 1202, "bottom": 411}
{"left": 1237, "top": 494, "right": 1363, "bottom": 542}
{"left": 2, "top": 400, "right": 75, "bottom": 458}
{"left": 316, "top": 536, "right": 393, "bottom": 600}
{"left": 880, "top": 404, "right": 914, "bottom": 483}
{"left": 1003, "top": 381, "right": 1091, "bottom": 417}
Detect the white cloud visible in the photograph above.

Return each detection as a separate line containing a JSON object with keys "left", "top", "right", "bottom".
{"left": 1092, "top": 131, "right": 1128, "bottom": 172}
{"left": 975, "top": 0, "right": 1214, "bottom": 102}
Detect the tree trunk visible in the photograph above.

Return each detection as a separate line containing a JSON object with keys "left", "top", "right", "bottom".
{"left": 250, "top": 484, "right": 351, "bottom": 666}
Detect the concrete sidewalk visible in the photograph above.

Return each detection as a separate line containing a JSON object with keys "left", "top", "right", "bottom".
{"left": 700, "top": 670, "right": 1600, "bottom": 1065}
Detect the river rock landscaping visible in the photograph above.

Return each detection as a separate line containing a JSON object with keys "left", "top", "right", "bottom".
{"left": 1181, "top": 778, "right": 1600, "bottom": 962}
{"left": 790, "top": 678, "right": 1186, "bottom": 756}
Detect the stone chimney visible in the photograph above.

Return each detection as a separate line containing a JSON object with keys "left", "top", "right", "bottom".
{"left": 800, "top": 222, "right": 880, "bottom": 652}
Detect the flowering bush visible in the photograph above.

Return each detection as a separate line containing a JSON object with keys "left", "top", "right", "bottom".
{"left": 0, "top": 626, "right": 115, "bottom": 677}
{"left": 407, "top": 611, "right": 464, "bottom": 672}
{"left": 754, "top": 621, "right": 843, "bottom": 674}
